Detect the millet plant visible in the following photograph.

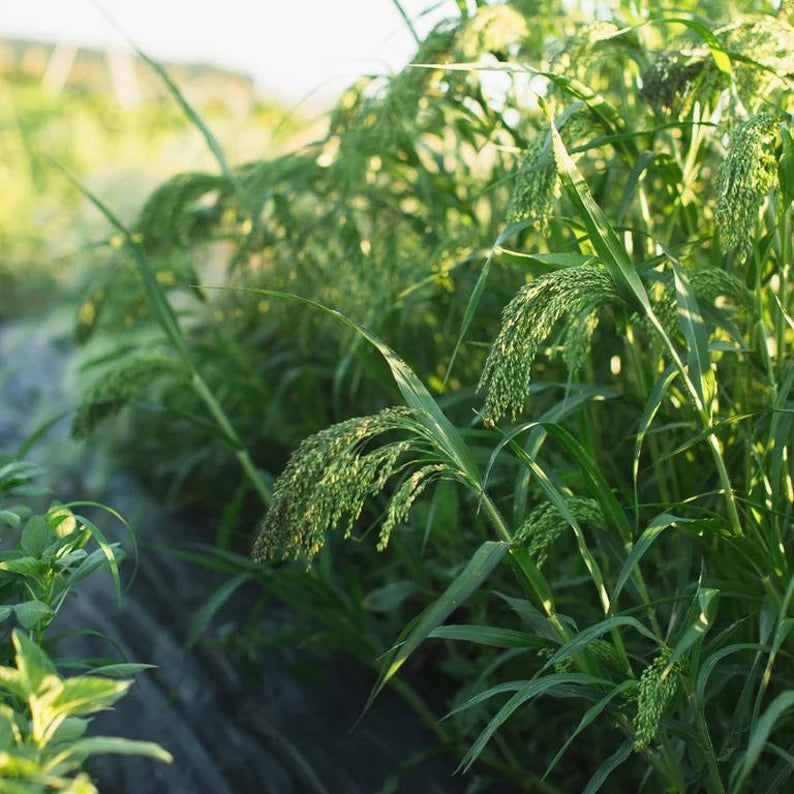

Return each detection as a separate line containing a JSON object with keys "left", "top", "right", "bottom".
{"left": 68, "top": 1, "right": 794, "bottom": 790}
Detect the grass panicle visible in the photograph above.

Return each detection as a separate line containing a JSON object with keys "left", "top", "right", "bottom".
{"left": 515, "top": 496, "right": 603, "bottom": 568}
{"left": 633, "top": 646, "right": 682, "bottom": 751}
{"left": 715, "top": 112, "right": 779, "bottom": 261}
{"left": 252, "top": 407, "right": 445, "bottom": 563}
{"left": 72, "top": 352, "right": 188, "bottom": 440}
{"left": 478, "top": 263, "right": 621, "bottom": 425}
{"left": 646, "top": 265, "right": 753, "bottom": 341}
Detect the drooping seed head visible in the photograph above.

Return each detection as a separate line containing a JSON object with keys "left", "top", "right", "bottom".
{"left": 715, "top": 112, "right": 779, "bottom": 262}
{"left": 252, "top": 407, "right": 442, "bottom": 563}
{"left": 515, "top": 496, "right": 603, "bottom": 567}
{"left": 478, "top": 263, "right": 622, "bottom": 425}
{"left": 71, "top": 353, "right": 188, "bottom": 440}
{"left": 633, "top": 646, "right": 681, "bottom": 750}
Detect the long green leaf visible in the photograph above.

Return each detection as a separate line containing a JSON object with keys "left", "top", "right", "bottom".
{"left": 428, "top": 624, "right": 540, "bottom": 649}
{"left": 444, "top": 217, "right": 533, "bottom": 383}
{"left": 671, "top": 255, "right": 711, "bottom": 411}
{"left": 735, "top": 690, "right": 794, "bottom": 792}
{"left": 539, "top": 422, "right": 632, "bottom": 545}
{"left": 205, "top": 286, "right": 481, "bottom": 485}
{"left": 542, "top": 97, "right": 650, "bottom": 315}
{"left": 460, "top": 673, "right": 610, "bottom": 771}
{"left": 541, "top": 615, "right": 657, "bottom": 674}
{"left": 507, "top": 437, "right": 611, "bottom": 613}
{"left": 612, "top": 513, "right": 694, "bottom": 605}
{"left": 668, "top": 587, "right": 719, "bottom": 672}
{"left": 544, "top": 681, "right": 635, "bottom": 779}
{"left": 582, "top": 740, "right": 633, "bottom": 794}
{"left": 633, "top": 362, "right": 678, "bottom": 516}
{"left": 366, "top": 540, "right": 510, "bottom": 712}
{"left": 185, "top": 572, "right": 252, "bottom": 652}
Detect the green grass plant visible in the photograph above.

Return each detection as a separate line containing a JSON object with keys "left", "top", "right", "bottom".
{"left": 63, "top": 1, "right": 794, "bottom": 790}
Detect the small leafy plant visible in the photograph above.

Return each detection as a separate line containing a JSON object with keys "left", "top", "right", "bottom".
{"left": 0, "top": 457, "right": 171, "bottom": 791}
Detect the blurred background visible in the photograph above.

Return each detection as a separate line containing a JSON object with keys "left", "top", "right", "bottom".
{"left": 0, "top": 0, "right": 450, "bottom": 316}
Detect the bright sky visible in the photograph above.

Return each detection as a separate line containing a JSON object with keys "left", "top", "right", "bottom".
{"left": 0, "top": 0, "right": 454, "bottom": 105}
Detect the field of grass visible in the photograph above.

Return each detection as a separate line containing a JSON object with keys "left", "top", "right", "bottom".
{"left": 3, "top": 1, "right": 794, "bottom": 791}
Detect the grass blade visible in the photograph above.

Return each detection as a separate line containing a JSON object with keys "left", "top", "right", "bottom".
{"left": 734, "top": 690, "right": 794, "bottom": 792}
{"left": 460, "top": 673, "right": 610, "bottom": 771}
{"left": 544, "top": 681, "right": 635, "bottom": 779}
{"left": 671, "top": 255, "right": 711, "bottom": 412}
{"left": 365, "top": 540, "right": 510, "bottom": 713}
{"left": 582, "top": 739, "right": 633, "bottom": 794}
{"left": 204, "top": 286, "right": 481, "bottom": 486}
{"left": 612, "top": 513, "right": 692, "bottom": 605}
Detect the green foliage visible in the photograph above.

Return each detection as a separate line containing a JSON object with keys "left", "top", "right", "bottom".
{"left": 0, "top": 456, "right": 171, "bottom": 790}
{"left": 715, "top": 113, "right": 779, "bottom": 261}
{"left": 62, "top": 0, "right": 794, "bottom": 791}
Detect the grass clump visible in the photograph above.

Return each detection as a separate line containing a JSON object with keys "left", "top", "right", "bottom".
{"left": 55, "top": 0, "right": 794, "bottom": 791}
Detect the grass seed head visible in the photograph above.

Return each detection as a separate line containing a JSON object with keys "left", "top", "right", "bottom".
{"left": 479, "top": 264, "right": 621, "bottom": 425}
{"left": 252, "top": 407, "right": 435, "bottom": 563}
{"left": 71, "top": 353, "right": 188, "bottom": 440}
{"left": 715, "top": 112, "right": 779, "bottom": 262}
{"left": 633, "top": 646, "right": 680, "bottom": 751}
{"left": 377, "top": 464, "right": 447, "bottom": 551}
{"left": 456, "top": 5, "right": 529, "bottom": 60}
{"left": 515, "top": 496, "right": 602, "bottom": 568}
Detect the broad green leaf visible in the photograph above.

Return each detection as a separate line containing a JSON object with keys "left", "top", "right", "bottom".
{"left": 48, "top": 716, "right": 89, "bottom": 746}
{"left": 0, "top": 555, "right": 47, "bottom": 578}
{"left": 14, "top": 600, "right": 54, "bottom": 630}
{"left": 0, "top": 461, "right": 43, "bottom": 489}
{"left": 367, "top": 541, "right": 510, "bottom": 711}
{"left": 0, "top": 707, "right": 16, "bottom": 751}
{"left": 21, "top": 515, "right": 53, "bottom": 558}
{"left": 12, "top": 630, "right": 56, "bottom": 695}
{"left": 0, "top": 510, "right": 22, "bottom": 530}
{"left": 49, "top": 676, "right": 131, "bottom": 717}
{"left": 50, "top": 735, "right": 173, "bottom": 766}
